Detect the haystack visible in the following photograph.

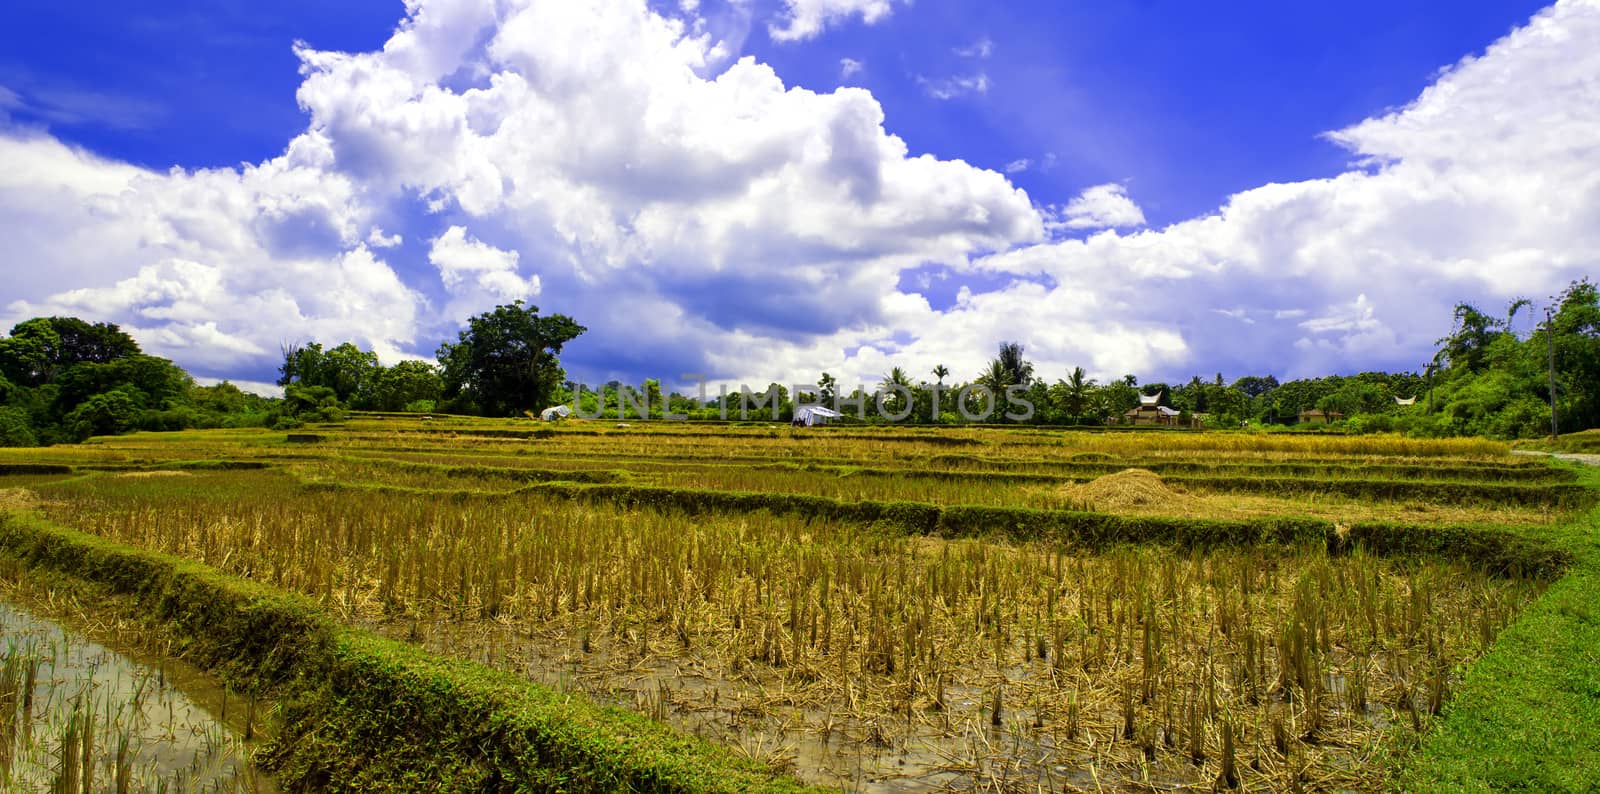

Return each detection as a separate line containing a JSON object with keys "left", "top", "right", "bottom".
{"left": 1062, "top": 468, "right": 1194, "bottom": 511}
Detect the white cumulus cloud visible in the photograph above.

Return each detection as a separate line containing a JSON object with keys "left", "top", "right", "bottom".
{"left": 3, "top": 0, "right": 1599, "bottom": 393}
{"left": 1051, "top": 183, "right": 1147, "bottom": 231}
{"left": 768, "top": 0, "right": 905, "bottom": 42}
{"left": 429, "top": 225, "right": 541, "bottom": 315}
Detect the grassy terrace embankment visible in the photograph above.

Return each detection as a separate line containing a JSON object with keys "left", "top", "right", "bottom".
{"left": 1402, "top": 459, "right": 1600, "bottom": 791}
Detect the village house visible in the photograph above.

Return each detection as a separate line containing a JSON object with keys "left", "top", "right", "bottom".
{"left": 1125, "top": 393, "right": 1173, "bottom": 425}
{"left": 1297, "top": 408, "right": 1345, "bottom": 425}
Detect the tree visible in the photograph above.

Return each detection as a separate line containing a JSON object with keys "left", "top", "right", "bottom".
{"left": 40, "top": 317, "right": 141, "bottom": 366}
{"left": 275, "top": 383, "right": 345, "bottom": 427}
{"left": 53, "top": 355, "right": 191, "bottom": 413}
{"left": 0, "top": 321, "right": 59, "bottom": 387}
{"left": 436, "top": 301, "right": 586, "bottom": 417}
{"left": 816, "top": 373, "right": 838, "bottom": 406}
{"left": 1546, "top": 279, "right": 1600, "bottom": 430}
{"left": 0, "top": 318, "right": 139, "bottom": 386}
{"left": 64, "top": 389, "right": 139, "bottom": 440}
{"left": 1100, "top": 379, "right": 1140, "bottom": 422}
{"left": 931, "top": 364, "right": 949, "bottom": 384}
{"left": 322, "top": 343, "right": 381, "bottom": 405}
{"left": 1051, "top": 366, "right": 1095, "bottom": 420}
{"left": 1205, "top": 385, "right": 1251, "bottom": 425}
{"left": 278, "top": 342, "right": 379, "bottom": 405}
{"left": 368, "top": 360, "right": 443, "bottom": 412}
{"left": 970, "top": 361, "right": 1014, "bottom": 421}
{"left": 0, "top": 406, "right": 36, "bottom": 447}
{"left": 1232, "top": 375, "right": 1279, "bottom": 399}
{"left": 879, "top": 366, "right": 911, "bottom": 415}
{"left": 1439, "top": 303, "right": 1503, "bottom": 374}
{"left": 995, "top": 342, "right": 1035, "bottom": 387}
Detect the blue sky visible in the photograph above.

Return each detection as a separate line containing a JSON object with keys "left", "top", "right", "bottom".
{"left": 5, "top": 0, "right": 1543, "bottom": 220}
{"left": 1, "top": 0, "right": 1594, "bottom": 394}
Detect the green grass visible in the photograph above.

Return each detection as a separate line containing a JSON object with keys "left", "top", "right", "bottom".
{"left": 1517, "top": 428, "right": 1600, "bottom": 455}
{"left": 1402, "top": 461, "right": 1600, "bottom": 790}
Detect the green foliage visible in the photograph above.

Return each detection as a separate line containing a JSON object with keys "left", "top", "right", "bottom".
{"left": 437, "top": 301, "right": 585, "bottom": 417}
{"left": 272, "top": 383, "right": 345, "bottom": 428}
{"left": 63, "top": 389, "right": 139, "bottom": 440}
{"left": 994, "top": 341, "right": 1034, "bottom": 387}
{"left": 0, "top": 406, "right": 38, "bottom": 447}
{"left": 278, "top": 342, "right": 380, "bottom": 405}
{"left": 369, "top": 360, "right": 443, "bottom": 412}
{"left": 52, "top": 354, "right": 193, "bottom": 411}
{"left": 0, "top": 316, "right": 266, "bottom": 443}
{"left": 0, "top": 317, "right": 139, "bottom": 387}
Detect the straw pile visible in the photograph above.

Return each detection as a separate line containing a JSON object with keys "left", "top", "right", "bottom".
{"left": 1062, "top": 468, "right": 1195, "bottom": 511}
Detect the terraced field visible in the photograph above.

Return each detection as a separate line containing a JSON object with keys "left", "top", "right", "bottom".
{"left": 1, "top": 416, "right": 1596, "bottom": 791}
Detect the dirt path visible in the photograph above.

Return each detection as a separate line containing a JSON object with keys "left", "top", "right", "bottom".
{"left": 1512, "top": 450, "right": 1600, "bottom": 466}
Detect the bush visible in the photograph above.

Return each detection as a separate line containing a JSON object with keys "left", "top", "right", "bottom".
{"left": 63, "top": 388, "right": 139, "bottom": 440}
{"left": 0, "top": 406, "right": 37, "bottom": 447}
{"left": 136, "top": 407, "right": 200, "bottom": 432}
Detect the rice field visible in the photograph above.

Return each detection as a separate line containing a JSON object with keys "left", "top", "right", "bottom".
{"left": 0, "top": 417, "right": 1588, "bottom": 791}
{"left": 0, "top": 592, "right": 270, "bottom": 793}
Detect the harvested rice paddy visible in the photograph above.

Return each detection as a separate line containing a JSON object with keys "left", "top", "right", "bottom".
{"left": 0, "top": 417, "right": 1594, "bottom": 791}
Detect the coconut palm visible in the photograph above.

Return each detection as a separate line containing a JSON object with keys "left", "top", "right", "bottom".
{"left": 931, "top": 364, "right": 949, "bottom": 384}
{"left": 1060, "top": 366, "right": 1094, "bottom": 418}
{"left": 879, "top": 366, "right": 912, "bottom": 414}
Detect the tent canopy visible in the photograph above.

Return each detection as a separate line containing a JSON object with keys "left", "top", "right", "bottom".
{"left": 793, "top": 405, "right": 842, "bottom": 426}
{"left": 539, "top": 405, "right": 572, "bottom": 421}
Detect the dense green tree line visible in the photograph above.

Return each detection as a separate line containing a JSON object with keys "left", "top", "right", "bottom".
{"left": 274, "top": 301, "right": 584, "bottom": 421}
{"left": 0, "top": 317, "right": 275, "bottom": 444}
{"left": 565, "top": 279, "right": 1598, "bottom": 439}
{"left": 3, "top": 281, "right": 1594, "bottom": 445}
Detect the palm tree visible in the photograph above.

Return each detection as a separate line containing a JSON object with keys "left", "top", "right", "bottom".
{"left": 879, "top": 366, "right": 912, "bottom": 414}
{"left": 1062, "top": 366, "right": 1094, "bottom": 418}
{"left": 931, "top": 364, "right": 949, "bottom": 384}
{"left": 996, "top": 342, "right": 1034, "bottom": 387}
{"left": 970, "top": 360, "right": 1017, "bottom": 421}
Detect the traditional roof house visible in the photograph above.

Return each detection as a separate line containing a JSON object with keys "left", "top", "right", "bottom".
{"left": 1124, "top": 401, "right": 1180, "bottom": 426}
{"left": 1297, "top": 408, "right": 1344, "bottom": 424}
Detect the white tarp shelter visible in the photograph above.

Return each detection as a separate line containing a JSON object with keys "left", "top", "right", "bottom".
{"left": 539, "top": 405, "right": 572, "bottom": 421}
{"left": 793, "top": 406, "right": 842, "bottom": 427}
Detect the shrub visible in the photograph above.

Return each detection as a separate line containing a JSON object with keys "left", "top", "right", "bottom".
{"left": 0, "top": 406, "right": 38, "bottom": 447}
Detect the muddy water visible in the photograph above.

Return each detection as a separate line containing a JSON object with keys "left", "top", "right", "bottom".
{"left": 0, "top": 600, "right": 275, "bottom": 792}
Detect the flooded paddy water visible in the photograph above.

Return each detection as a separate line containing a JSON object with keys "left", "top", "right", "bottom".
{"left": 0, "top": 599, "right": 273, "bottom": 792}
